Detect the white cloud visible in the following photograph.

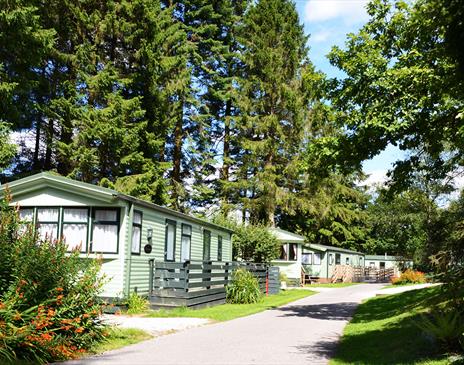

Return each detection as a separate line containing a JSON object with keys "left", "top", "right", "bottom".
{"left": 359, "top": 169, "right": 389, "bottom": 189}
{"left": 312, "top": 30, "right": 331, "bottom": 43}
{"left": 305, "top": 0, "right": 369, "bottom": 24}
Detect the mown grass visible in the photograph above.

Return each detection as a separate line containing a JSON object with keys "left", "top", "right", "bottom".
{"left": 146, "top": 289, "right": 316, "bottom": 322}
{"left": 89, "top": 327, "right": 152, "bottom": 354}
{"left": 305, "top": 282, "right": 361, "bottom": 288}
{"left": 331, "top": 286, "right": 452, "bottom": 365}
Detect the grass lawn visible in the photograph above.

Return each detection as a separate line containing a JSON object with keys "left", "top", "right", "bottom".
{"left": 146, "top": 289, "right": 316, "bottom": 322}
{"left": 305, "top": 282, "right": 361, "bottom": 288}
{"left": 381, "top": 283, "right": 427, "bottom": 289}
{"left": 331, "top": 286, "right": 452, "bottom": 365}
{"left": 90, "top": 327, "right": 152, "bottom": 354}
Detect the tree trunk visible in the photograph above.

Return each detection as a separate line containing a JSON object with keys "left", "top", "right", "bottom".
{"left": 172, "top": 104, "right": 183, "bottom": 209}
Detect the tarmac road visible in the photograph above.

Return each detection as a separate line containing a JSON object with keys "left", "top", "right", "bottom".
{"left": 65, "top": 283, "right": 385, "bottom": 365}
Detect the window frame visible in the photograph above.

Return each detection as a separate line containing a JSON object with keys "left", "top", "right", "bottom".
{"left": 90, "top": 207, "right": 120, "bottom": 254}
{"left": 302, "top": 252, "right": 313, "bottom": 265}
{"left": 329, "top": 253, "right": 334, "bottom": 265}
{"left": 203, "top": 229, "right": 211, "bottom": 261}
{"left": 346, "top": 257, "right": 350, "bottom": 265}
{"left": 279, "top": 244, "right": 288, "bottom": 260}
{"left": 288, "top": 243, "right": 298, "bottom": 261}
{"left": 313, "top": 253, "right": 322, "bottom": 265}
{"left": 180, "top": 223, "right": 192, "bottom": 262}
{"left": 335, "top": 253, "right": 341, "bottom": 265}
{"left": 61, "top": 206, "right": 90, "bottom": 253}
{"left": 36, "top": 206, "right": 61, "bottom": 242}
{"left": 217, "top": 235, "right": 223, "bottom": 262}
{"left": 164, "top": 219, "right": 177, "bottom": 262}
{"left": 131, "top": 210, "right": 143, "bottom": 255}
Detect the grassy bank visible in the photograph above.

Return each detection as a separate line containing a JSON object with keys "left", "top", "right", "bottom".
{"left": 146, "top": 289, "right": 316, "bottom": 322}
{"left": 90, "top": 327, "right": 152, "bottom": 354}
{"left": 331, "top": 286, "right": 451, "bottom": 364}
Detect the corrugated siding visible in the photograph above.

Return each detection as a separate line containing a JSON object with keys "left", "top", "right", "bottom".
{"left": 126, "top": 205, "right": 232, "bottom": 296}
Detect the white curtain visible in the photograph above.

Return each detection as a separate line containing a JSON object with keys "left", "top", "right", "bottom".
{"left": 181, "top": 235, "right": 190, "bottom": 262}
{"left": 166, "top": 224, "right": 175, "bottom": 260}
{"left": 38, "top": 223, "right": 58, "bottom": 241}
{"left": 19, "top": 208, "right": 34, "bottom": 222}
{"left": 37, "top": 208, "right": 59, "bottom": 222}
{"left": 302, "top": 253, "right": 312, "bottom": 265}
{"left": 95, "top": 210, "right": 117, "bottom": 222}
{"left": 92, "top": 224, "right": 118, "bottom": 252}
{"left": 133, "top": 211, "right": 142, "bottom": 225}
{"left": 182, "top": 224, "right": 191, "bottom": 236}
{"left": 280, "top": 244, "right": 288, "bottom": 260}
{"left": 63, "top": 223, "right": 87, "bottom": 251}
{"left": 314, "top": 253, "right": 321, "bottom": 265}
{"left": 131, "top": 226, "right": 141, "bottom": 254}
{"left": 63, "top": 208, "right": 88, "bottom": 222}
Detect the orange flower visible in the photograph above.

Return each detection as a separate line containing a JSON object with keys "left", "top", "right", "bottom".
{"left": 40, "top": 333, "right": 53, "bottom": 342}
{"left": 0, "top": 302, "right": 5, "bottom": 310}
{"left": 75, "top": 327, "right": 84, "bottom": 334}
{"left": 47, "top": 308, "right": 55, "bottom": 317}
{"left": 56, "top": 287, "right": 64, "bottom": 292}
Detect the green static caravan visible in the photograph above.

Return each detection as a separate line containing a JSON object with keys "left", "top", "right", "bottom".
{"left": 3, "top": 173, "right": 233, "bottom": 299}
{"left": 270, "top": 228, "right": 365, "bottom": 284}
{"left": 364, "top": 255, "right": 413, "bottom": 275}
{"left": 305, "top": 243, "right": 365, "bottom": 281}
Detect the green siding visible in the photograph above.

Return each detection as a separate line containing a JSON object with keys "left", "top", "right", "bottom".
{"left": 8, "top": 177, "right": 233, "bottom": 299}
{"left": 126, "top": 204, "right": 232, "bottom": 296}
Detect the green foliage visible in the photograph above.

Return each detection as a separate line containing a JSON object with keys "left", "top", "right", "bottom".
{"left": 365, "top": 188, "right": 437, "bottom": 263}
{"left": 418, "top": 309, "right": 464, "bottom": 352}
{"left": 214, "top": 217, "right": 280, "bottom": 263}
{"left": 126, "top": 292, "right": 149, "bottom": 315}
{"left": 325, "top": 0, "right": 464, "bottom": 191}
{"left": 0, "top": 193, "right": 107, "bottom": 363}
{"left": 280, "top": 173, "right": 371, "bottom": 252}
{"left": 226, "top": 268, "right": 262, "bottom": 304}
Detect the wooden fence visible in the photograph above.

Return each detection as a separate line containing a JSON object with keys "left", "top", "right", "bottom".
{"left": 149, "top": 260, "right": 279, "bottom": 308}
{"left": 352, "top": 266, "right": 395, "bottom": 282}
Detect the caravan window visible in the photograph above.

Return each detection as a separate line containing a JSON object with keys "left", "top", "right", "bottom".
{"left": 62, "top": 208, "right": 89, "bottom": 252}
{"left": 203, "top": 229, "right": 211, "bottom": 261}
{"left": 181, "top": 224, "right": 191, "bottom": 262}
{"left": 131, "top": 211, "right": 142, "bottom": 255}
{"left": 91, "top": 209, "right": 119, "bottom": 253}
{"left": 37, "top": 208, "right": 59, "bottom": 241}
{"left": 302, "top": 253, "right": 312, "bottom": 265}
{"left": 313, "top": 253, "right": 322, "bottom": 265}
{"left": 165, "top": 220, "right": 177, "bottom": 262}
{"left": 279, "top": 243, "right": 297, "bottom": 261}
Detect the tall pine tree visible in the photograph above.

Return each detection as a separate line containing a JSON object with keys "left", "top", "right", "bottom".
{"left": 231, "top": 0, "right": 309, "bottom": 226}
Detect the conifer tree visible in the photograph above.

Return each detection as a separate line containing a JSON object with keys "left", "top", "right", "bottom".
{"left": 232, "top": 0, "right": 309, "bottom": 226}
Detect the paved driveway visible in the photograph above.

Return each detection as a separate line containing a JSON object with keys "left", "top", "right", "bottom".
{"left": 66, "top": 284, "right": 384, "bottom": 365}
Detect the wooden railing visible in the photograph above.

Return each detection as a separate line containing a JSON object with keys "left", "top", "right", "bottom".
{"left": 149, "top": 260, "right": 278, "bottom": 308}
{"left": 352, "top": 266, "right": 395, "bottom": 282}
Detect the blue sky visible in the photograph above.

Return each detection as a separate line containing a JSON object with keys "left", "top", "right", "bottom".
{"left": 295, "top": 0, "right": 403, "bottom": 185}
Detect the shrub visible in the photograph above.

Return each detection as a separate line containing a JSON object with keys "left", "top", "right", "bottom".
{"left": 226, "top": 268, "right": 262, "bottom": 304}
{"left": 212, "top": 216, "right": 280, "bottom": 264}
{"left": 391, "top": 269, "right": 426, "bottom": 285}
{"left": 126, "top": 292, "right": 149, "bottom": 315}
{"left": 417, "top": 309, "right": 464, "bottom": 352}
{"left": 0, "top": 192, "right": 107, "bottom": 363}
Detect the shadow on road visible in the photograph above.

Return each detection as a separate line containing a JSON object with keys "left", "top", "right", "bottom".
{"left": 275, "top": 302, "right": 358, "bottom": 320}
{"left": 295, "top": 337, "right": 338, "bottom": 361}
